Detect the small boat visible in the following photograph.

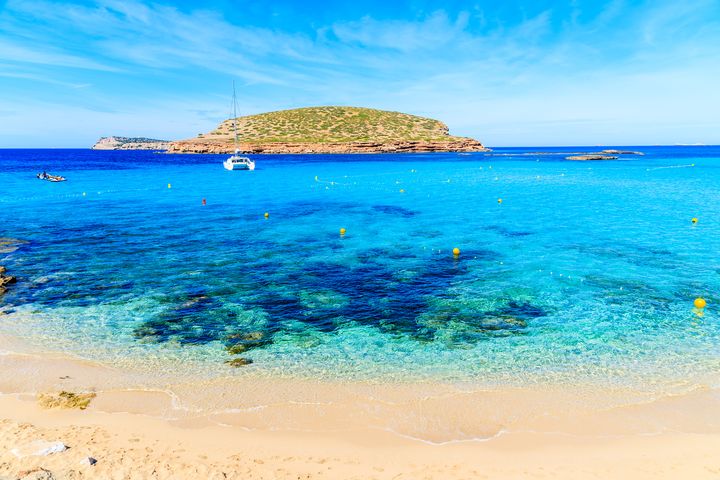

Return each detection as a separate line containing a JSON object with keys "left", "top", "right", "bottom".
{"left": 224, "top": 81, "right": 255, "bottom": 171}
{"left": 224, "top": 151, "right": 255, "bottom": 171}
{"left": 37, "top": 172, "right": 66, "bottom": 182}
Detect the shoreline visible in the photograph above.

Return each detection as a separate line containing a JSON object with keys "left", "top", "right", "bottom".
{"left": 0, "top": 336, "right": 720, "bottom": 438}
{"left": 3, "top": 389, "right": 720, "bottom": 479}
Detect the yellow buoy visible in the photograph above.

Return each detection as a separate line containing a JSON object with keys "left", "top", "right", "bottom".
{"left": 264, "top": 212, "right": 269, "bottom": 218}
{"left": 167, "top": 183, "right": 172, "bottom": 189}
{"left": 692, "top": 217, "right": 698, "bottom": 224}
{"left": 453, "top": 247, "right": 460, "bottom": 256}
{"left": 339, "top": 228, "right": 346, "bottom": 235}
{"left": 400, "top": 189, "right": 405, "bottom": 193}
{"left": 694, "top": 297, "right": 707, "bottom": 309}
{"left": 497, "top": 198, "right": 502, "bottom": 204}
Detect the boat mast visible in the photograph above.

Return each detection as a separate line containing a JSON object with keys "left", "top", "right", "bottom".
{"left": 232, "top": 80, "right": 238, "bottom": 152}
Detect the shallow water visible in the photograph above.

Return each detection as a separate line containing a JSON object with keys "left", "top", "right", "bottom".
{"left": 1, "top": 147, "right": 719, "bottom": 391}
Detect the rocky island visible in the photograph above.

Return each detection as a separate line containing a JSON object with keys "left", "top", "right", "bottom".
{"left": 94, "top": 107, "right": 489, "bottom": 154}
{"left": 566, "top": 154, "right": 619, "bottom": 161}
{"left": 566, "top": 149, "right": 644, "bottom": 161}
{"left": 92, "top": 136, "right": 171, "bottom": 150}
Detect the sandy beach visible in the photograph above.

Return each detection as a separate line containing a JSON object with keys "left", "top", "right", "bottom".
{"left": 2, "top": 336, "right": 720, "bottom": 479}
{"left": 3, "top": 391, "right": 720, "bottom": 479}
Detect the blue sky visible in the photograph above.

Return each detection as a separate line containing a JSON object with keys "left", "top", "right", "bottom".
{"left": 1, "top": 0, "right": 719, "bottom": 147}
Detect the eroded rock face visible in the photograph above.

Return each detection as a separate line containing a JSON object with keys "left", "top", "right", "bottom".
{"left": 92, "top": 136, "right": 171, "bottom": 150}
{"left": 166, "top": 138, "right": 490, "bottom": 154}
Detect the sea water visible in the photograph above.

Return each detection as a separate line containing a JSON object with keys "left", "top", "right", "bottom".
{"left": 1, "top": 147, "right": 719, "bottom": 391}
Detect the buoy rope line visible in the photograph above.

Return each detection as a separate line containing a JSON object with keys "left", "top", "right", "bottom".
{"left": 314, "top": 166, "right": 495, "bottom": 188}
{"left": 0, "top": 185, "right": 169, "bottom": 203}
{"left": 315, "top": 169, "right": 418, "bottom": 183}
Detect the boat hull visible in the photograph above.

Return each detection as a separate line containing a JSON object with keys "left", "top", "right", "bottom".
{"left": 223, "top": 157, "right": 255, "bottom": 171}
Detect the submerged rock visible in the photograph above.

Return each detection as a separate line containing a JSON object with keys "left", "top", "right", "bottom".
{"left": 476, "top": 315, "right": 528, "bottom": 330}
{"left": 298, "top": 289, "right": 350, "bottom": 310}
{"left": 0, "top": 237, "right": 27, "bottom": 253}
{"left": 225, "top": 357, "right": 253, "bottom": 367}
{"left": 371, "top": 204, "right": 417, "bottom": 217}
{"left": 132, "top": 292, "right": 242, "bottom": 345}
{"left": 226, "top": 343, "right": 250, "bottom": 355}
{"left": 225, "top": 331, "right": 271, "bottom": 355}
{"left": 242, "top": 331, "right": 264, "bottom": 341}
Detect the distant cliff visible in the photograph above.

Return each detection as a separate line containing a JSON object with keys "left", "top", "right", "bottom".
{"left": 92, "top": 136, "right": 170, "bottom": 150}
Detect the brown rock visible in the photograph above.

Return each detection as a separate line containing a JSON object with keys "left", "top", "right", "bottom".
{"left": 0, "top": 265, "right": 16, "bottom": 296}
{"left": 166, "top": 138, "right": 489, "bottom": 155}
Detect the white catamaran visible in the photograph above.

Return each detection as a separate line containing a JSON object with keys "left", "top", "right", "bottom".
{"left": 223, "top": 82, "right": 255, "bottom": 171}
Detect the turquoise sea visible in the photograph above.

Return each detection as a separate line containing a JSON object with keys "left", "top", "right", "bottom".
{"left": 1, "top": 147, "right": 719, "bottom": 390}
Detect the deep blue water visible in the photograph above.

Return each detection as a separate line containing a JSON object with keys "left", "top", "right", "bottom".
{"left": 1, "top": 147, "right": 719, "bottom": 387}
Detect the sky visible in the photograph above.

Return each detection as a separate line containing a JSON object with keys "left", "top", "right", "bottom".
{"left": 0, "top": 0, "right": 719, "bottom": 147}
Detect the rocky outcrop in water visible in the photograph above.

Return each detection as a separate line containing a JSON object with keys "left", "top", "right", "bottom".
{"left": 166, "top": 138, "right": 489, "bottom": 154}
{"left": 92, "top": 136, "right": 171, "bottom": 150}
{"left": 0, "top": 238, "right": 24, "bottom": 297}
{"left": 225, "top": 357, "right": 253, "bottom": 367}
{"left": 565, "top": 150, "right": 644, "bottom": 161}
{"left": 566, "top": 154, "right": 619, "bottom": 161}
{"left": 0, "top": 265, "right": 16, "bottom": 296}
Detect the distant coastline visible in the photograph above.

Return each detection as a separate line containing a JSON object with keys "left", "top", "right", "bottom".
{"left": 92, "top": 136, "right": 171, "bottom": 151}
